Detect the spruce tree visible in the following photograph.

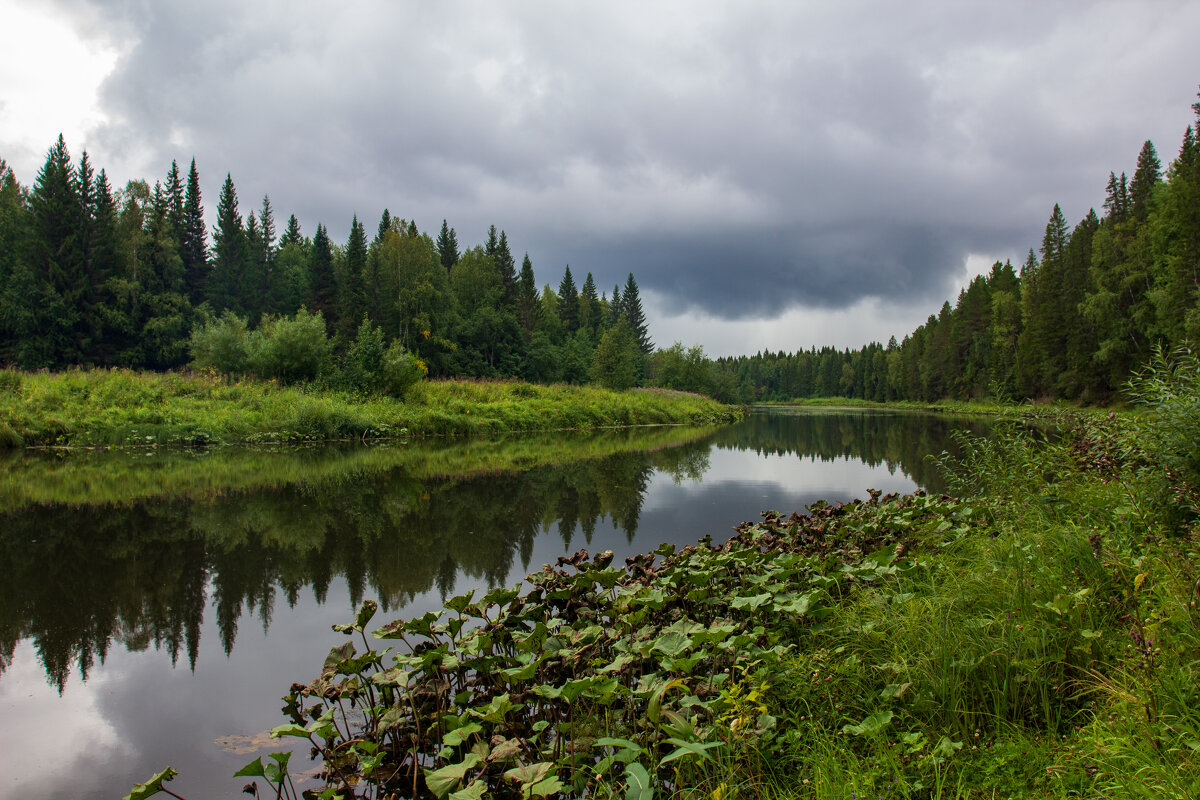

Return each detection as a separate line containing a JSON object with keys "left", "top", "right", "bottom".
{"left": 621, "top": 272, "right": 653, "bottom": 354}
{"left": 516, "top": 253, "right": 539, "bottom": 338}
{"left": 436, "top": 219, "right": 459, "bottom": 269}
{"left": 376, "top": 209, "right": 391, "bottom": 244}
{"left": 495, "top": 230, "right": 516, "bottom": 301}
{"left": 208, "top": 173, "right": 244, "bottom": 313}
{"left": 557, "top": 265, "right": 579, "bottom": 333}
{"left": 1129, "top": 140, "right": 1161, "bottom": 224}
{"left": 28, "top": 134, "right": 83, "bottom": 365}
{"left": 579, "top": 272, "right": 599, "bottom": 336}
{"left": 164, "top": 160, "right": 185, "bottom": 240}
{"left": 280, "top": 214, "right": 303, "bottom": 248}
{"left": 181, "top": 159, "right": 208, "bottom": 306}
{"left": 307, "top": 223, "right": 336, "bottom": 324}
{"left": 339, "top": 214, "right": 369, "bottom": 340}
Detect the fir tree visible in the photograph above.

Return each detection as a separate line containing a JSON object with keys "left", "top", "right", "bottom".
{"left": 208, "top": 173, "right": 243, "bottom": 313}
{"left": 495, "top": 230, "right": 516, "bottom": 301}
{"left": 579, "top": 272, "right": 599, "bottom": 336}
{"left": 516, "top": 253, "right": 539, "bottom": 338}
{"left": 307, "top": 223, "right": 336, "bottom": 324}
{"left": 436, "top": 219, "right": 459, "bottom": 269}
{"left": 376, "top": 209, "right": 391, "bottom": 244}
{"left": 280, "top": 214, "right": 303, "bottom": 248}
{"left": 1129, "top": 140, "right": 1161, "bottom": 224}
{"left": 28, "top": 134, "right": 83, "bottom": 365}
{"left": 621, "top": 272, "right": 653, "bottom": 354}
{"left": 181, "top": 159, "right": 208, "bottom": 306}
{"left": 339, "top": 214, "right": 369, "bottom": 339}
{"left": 557, "top": 265, "right": 579, "bottom": 333}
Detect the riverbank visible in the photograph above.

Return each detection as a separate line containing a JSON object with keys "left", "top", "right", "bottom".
{"left": 214, "top": 369, "right": 1199, "bottom": 799}
{"left": 759, "top": 395, "right": 1123, "bottom": 418}
{"left": 0, "top": 368, "right": 741, "bottom": 448}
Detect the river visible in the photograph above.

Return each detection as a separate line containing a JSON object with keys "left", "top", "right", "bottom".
{"left": 0, "top": 406, "right": 983, "bottom": 799}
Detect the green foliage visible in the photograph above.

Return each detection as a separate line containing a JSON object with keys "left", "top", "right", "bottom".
{"left": 591, "top": 318, "right": 641, "bottom": 390}
{"left": 246, "top": 308, "right": 332, "bottom": 384}
{"left": 188, "top": 310, "right": 250, "bottom": 375}
{"left": 380, "top": 339, "right": 427, "bottom": 397}
{"left": 1125, "top": 345, "right": 1200, "bottom": 515}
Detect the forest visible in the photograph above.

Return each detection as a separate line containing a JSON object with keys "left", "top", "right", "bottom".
{"left": 0, "top": 142, "right": 653, "bottom": 390}
{"left": 714, "top": 91, "right": 1200, "bottom": 405}
{"left": 2, "top": 89, "right": 1198, "bottom": 406}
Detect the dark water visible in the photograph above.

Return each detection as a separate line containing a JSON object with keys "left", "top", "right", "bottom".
{"left": 0, "top": 406, "right": 981, "bottom": 799}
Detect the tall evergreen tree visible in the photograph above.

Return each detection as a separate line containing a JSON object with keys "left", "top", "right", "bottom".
{"left": 164, "top": 160, "right": 185, "bottom": 242}
{"left": 338, "top": 214, "right": 369, "bottom": 340}
{"left": 557, "top": 265, "right": 579, "bottom": 333}
{"left": 376, "top": 209, "right": 391, "bottom": 244}
{"left": 27, "top": 134, "right": 84, "bottom": 365}
{"left": 516, "top": 253, "right": 539, "bottom": 339}
{"left": 436, "top": 219, "right": 459, "bottom": 270}
{"left": 208, "top": 173, "right": 244, "bottom": 313}
{"left": 181, "top": 159, "right": 208, "bottom": 306}
{"left": 307, "top": 223, "right": 336, "bottom": 324}
{"left": 1129, "top": 140, "right": 1162, "bottom": 224}
{"left": 280, "top": 214, "right": 303, "bottom": 248}
{"left": 579, "top": 272, "right": 600, "bottom": 336}
{"left": 621, "top": 272, "right": 653, "bottom": 355}
{"left": 495, "top": 230, "right": 516, "bottom": 302}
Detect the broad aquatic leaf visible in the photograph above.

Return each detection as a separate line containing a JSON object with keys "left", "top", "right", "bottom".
{"left": 449, "top": 781, "right": 489, "bottom": 800}
{"left": 443, "top": 722, "right": 484, "bottom": 748}
{"left": 233, "top": 757, "right": 265, "bottom": 777}
{"left": 730, "top": 593, "right": 771, "bottom": 611}
{"left": 122, "top": 767, "right": 179, "bottom": 800}
{"left": 269, "top": 722, "right": 309, "bottom": 739}
{"left": 425, "top": 753, "right": 483, "bottom": 799}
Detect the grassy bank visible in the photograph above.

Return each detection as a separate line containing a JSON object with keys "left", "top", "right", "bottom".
{"left": 758, "top": 396, "right": 1119, "bottom": 418}
{"left": 0, "top": 368, "right": 741, "bottom": 448}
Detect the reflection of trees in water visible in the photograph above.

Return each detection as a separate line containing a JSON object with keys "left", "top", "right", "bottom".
{"left": 716, "top": 410, "right": 987, "bottom": 491}
{"left": 0, "top": 439, "right": 695, "bottom": 689}
{"left": 0, "top": 412, "right": 972, "bottom": 689}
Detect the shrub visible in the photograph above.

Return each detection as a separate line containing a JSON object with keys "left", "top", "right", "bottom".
{"left": 1125, "top": 345, "right": 1200, "bottom": 518}
{"left": 247, "top": 308, "right": 332, "bottom": 385}
{"left": 380, "top": 341, "right": 427, "bottom": 397}
{"left": 341, "top": 316, "right": 387, "bottom": 392}
{"left": 188, "top": 312, "right": 250, "bottom": 376}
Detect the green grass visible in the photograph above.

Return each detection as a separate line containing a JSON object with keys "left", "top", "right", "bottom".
{"left": 0, "top": 368, "right": 741, "bottom": 448}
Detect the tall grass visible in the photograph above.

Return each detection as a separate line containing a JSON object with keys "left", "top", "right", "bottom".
{"left": 0, "top": 369, "right": 741, "bottom": 448}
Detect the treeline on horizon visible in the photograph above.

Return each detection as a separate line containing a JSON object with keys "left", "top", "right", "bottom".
{"left": 0, "top": 141, "right": 655, "bottom": 388}
{"left": 2, "top": 88, "right": 1199, "bottom": 406}
{"left": 715, "top": 89, "right": 1200, "bottom": 405}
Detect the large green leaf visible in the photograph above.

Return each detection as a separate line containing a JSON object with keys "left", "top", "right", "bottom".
{"left": 122, "top": 767, "right": 179, "bottom": 800}
{"left": 425, "top": 753, "right": 483, "bottom": 799}
{"left": 624, "top": 762, "right": 654, "bottom": 800}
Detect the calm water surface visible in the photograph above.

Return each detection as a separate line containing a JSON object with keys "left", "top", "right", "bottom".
{"left": 0, "top": 407, "right": 982, "bottom": 799}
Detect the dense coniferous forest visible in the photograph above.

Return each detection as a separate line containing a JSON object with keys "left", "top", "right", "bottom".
{"left": 713, "top": 91, "right": 1200, "bottom": 404}
{"left": 0, "top": 141, "right": 653, "bottom": 388}
{"left": 2, "top": 89, "right": 1198, "bottom": 404}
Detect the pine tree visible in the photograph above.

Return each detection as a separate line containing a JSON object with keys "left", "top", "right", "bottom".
{"left": 181, "top": 159, "right": 208, "bottom": 306}
{"left": 436, "top": 219, "right": 459, "bottom": 269}
{"left": 208, "top": 173, "right": 244, "bottom": 313}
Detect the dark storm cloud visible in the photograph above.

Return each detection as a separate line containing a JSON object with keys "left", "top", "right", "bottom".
{"left": 46, "top": 0, "right": 1200, "bottom": 319}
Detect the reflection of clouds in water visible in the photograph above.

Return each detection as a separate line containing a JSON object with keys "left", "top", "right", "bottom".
{"left": 0, "top": 641, "right": 132, "bottom": 799}
{"left": 642, "top": 449, "right": 916, "bottom": 514}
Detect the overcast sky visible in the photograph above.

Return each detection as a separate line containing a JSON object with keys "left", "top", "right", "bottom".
{"left": 1, "top": 1, "right": 1197, "bottom": 356}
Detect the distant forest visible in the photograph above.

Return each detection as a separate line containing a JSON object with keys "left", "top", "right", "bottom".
{"left": 715, "top": 90, "right": 1200, "bottom": 405}
{"left": 0, "top": 144, "right": 653, "bottom": 387}
{"left": 1, "top": 88, "right": 1198, "bottom": 404}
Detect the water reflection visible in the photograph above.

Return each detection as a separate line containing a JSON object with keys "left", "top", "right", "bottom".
{"left": 0, "top": 408, "right": 982, "bottom": 695}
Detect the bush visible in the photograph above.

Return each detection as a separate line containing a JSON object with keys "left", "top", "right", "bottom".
{"left": 247, "top": 308, "right": 332, "bottom": 384}
{"left": 1126, "top": 345, "right": 1200, "bottom": 518}
{"left": 188, "top": 311, "right": 250, "bottom": 376}
{"left": 341, "top": 316, "right": 387, "bottom": 392}
{"left": 380, "top": 340, "right": 426, "bottom": 397}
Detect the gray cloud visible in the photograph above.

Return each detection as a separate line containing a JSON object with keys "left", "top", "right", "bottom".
{"left": 40, "top": 0, "right": 1200, "bottom": 323}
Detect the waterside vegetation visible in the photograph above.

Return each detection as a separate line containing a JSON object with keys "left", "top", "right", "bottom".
{"left": 0, "top": 368, "right": 739, "bottom": 449}
{"left": 128, "top": 347, "right": 1200, "bottom": 799}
